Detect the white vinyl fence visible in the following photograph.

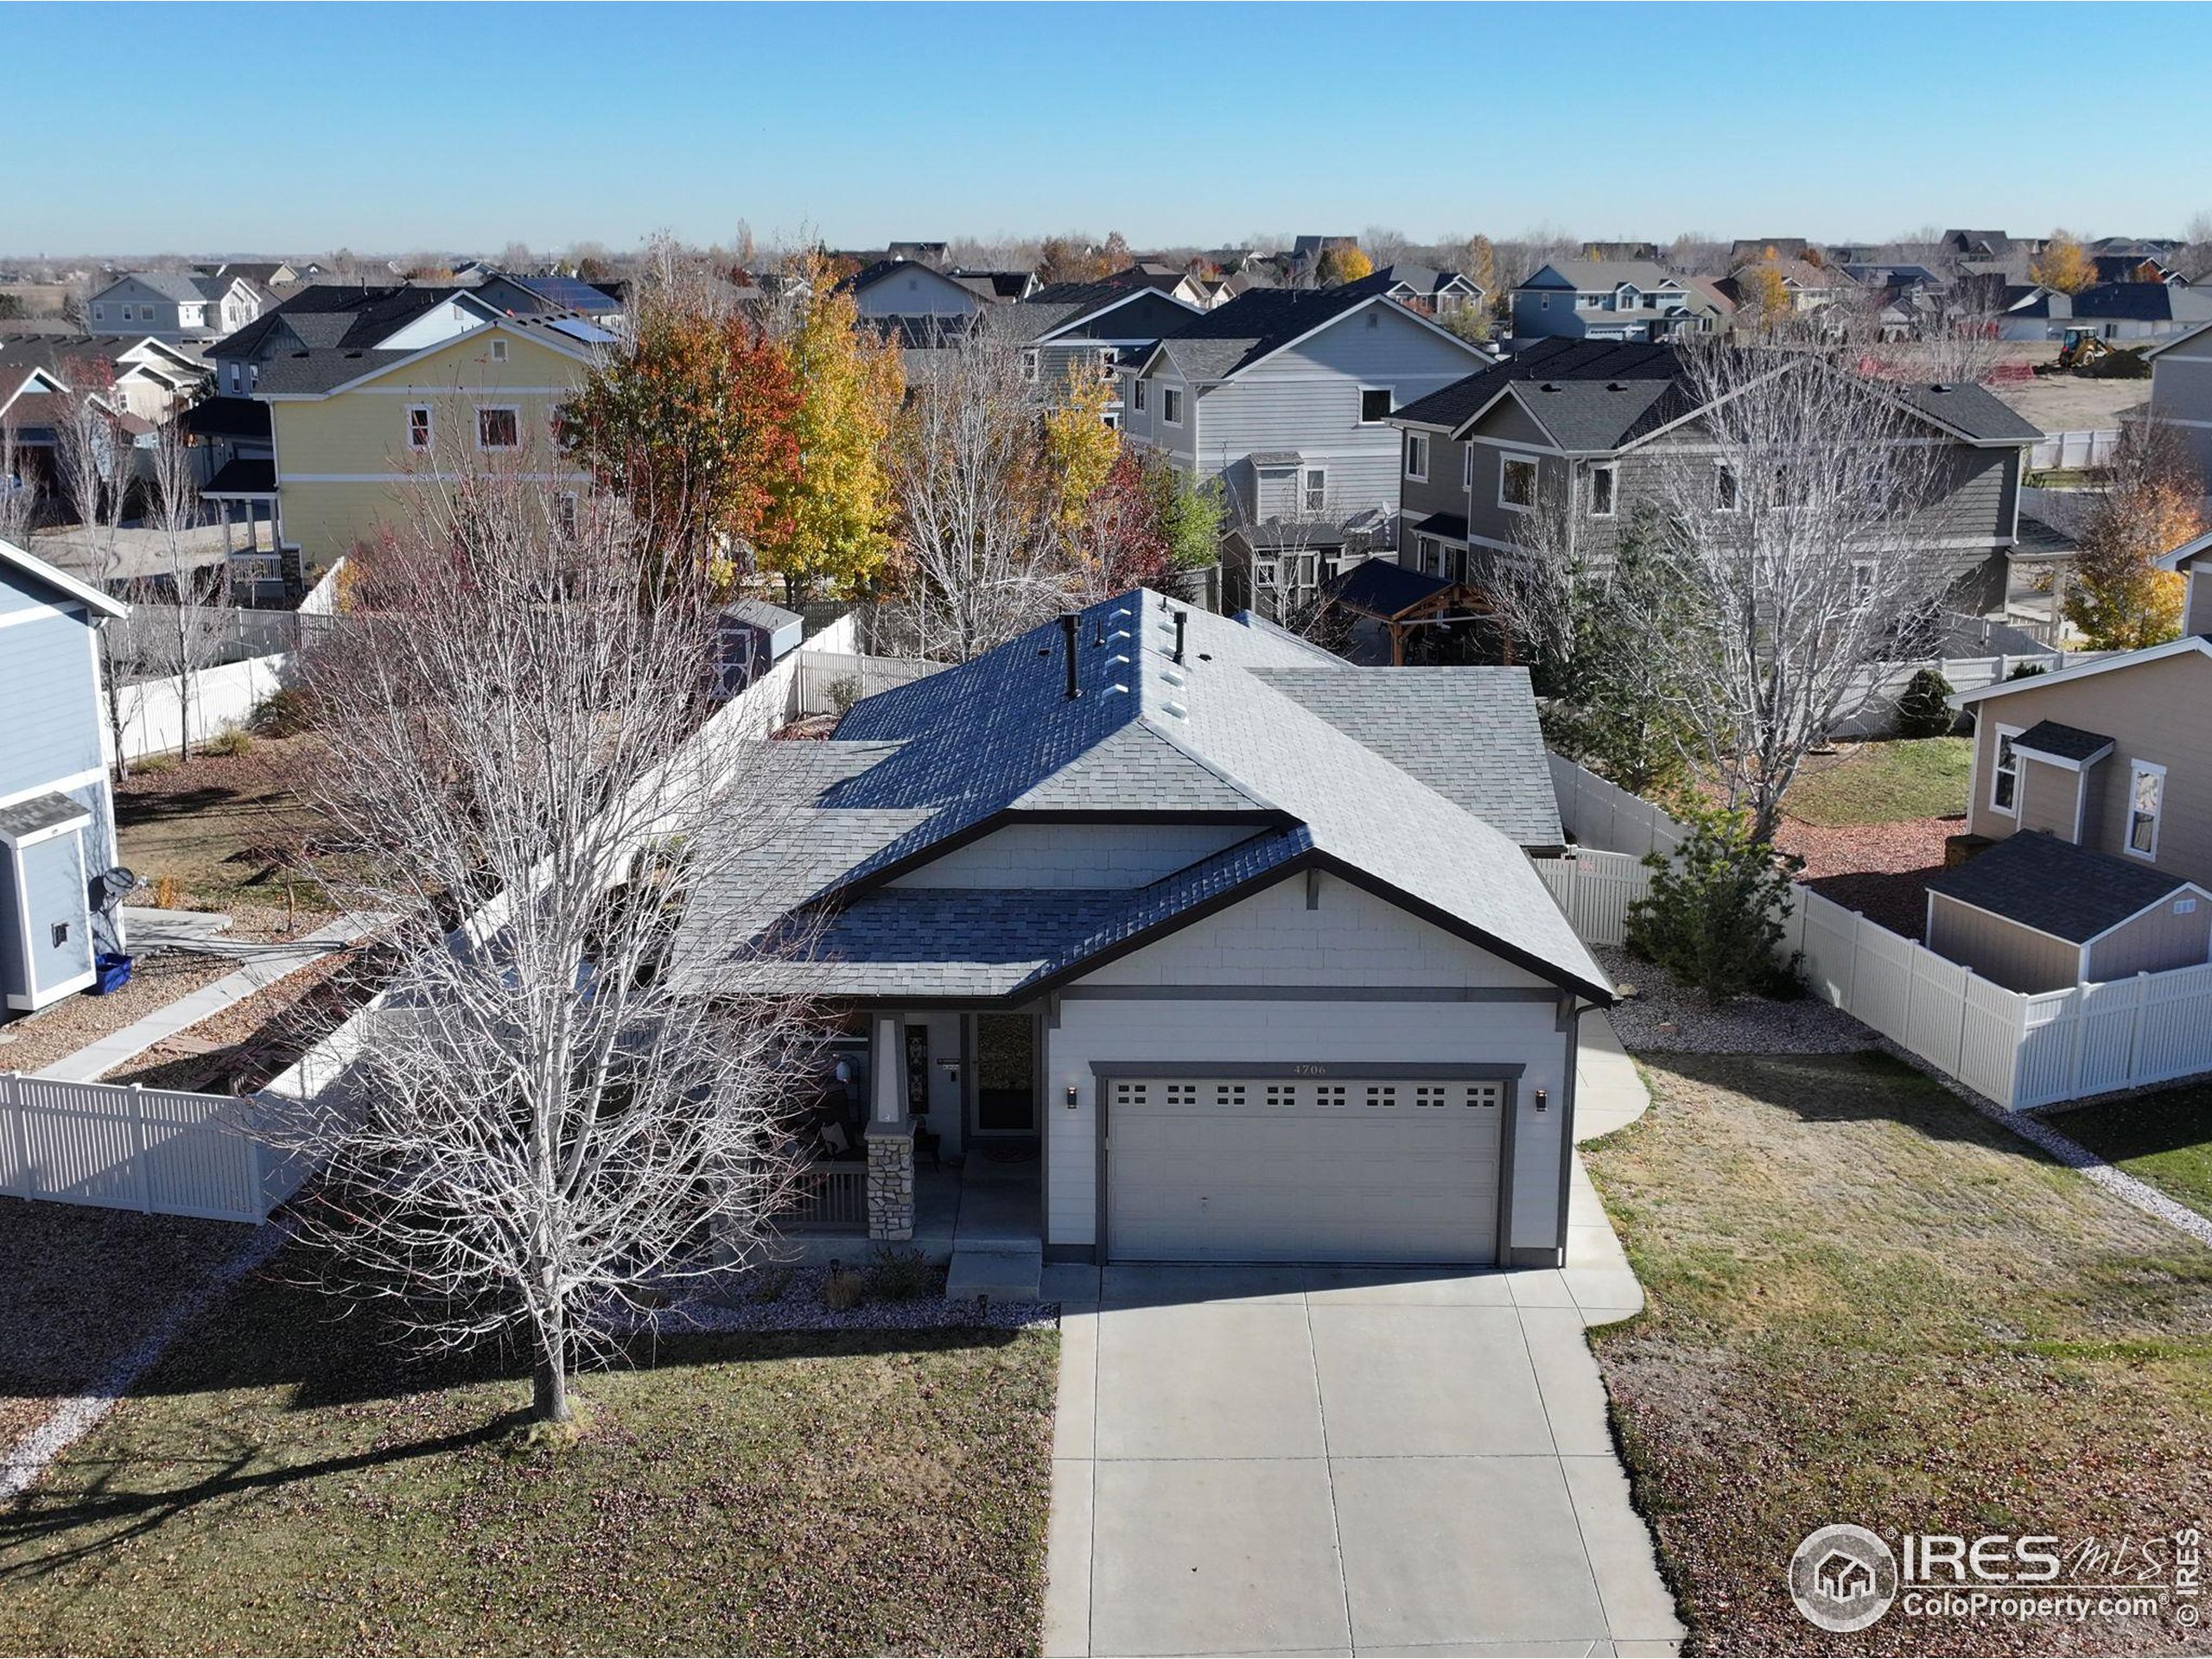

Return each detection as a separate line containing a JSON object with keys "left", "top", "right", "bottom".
{"left": 1832, "top": 649, "right": 2117, "bottom": 739}
{"left": 791, "top": 649, "right": 946, "bottom": 716}
{"left": 1541, "top": 753, "right": 2212, "bottom": 1109}
{"left": 2028, "top": 428, "right": 2120, "bottom": 473}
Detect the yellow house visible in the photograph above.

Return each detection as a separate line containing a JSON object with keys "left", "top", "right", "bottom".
{"left": 257, "top": 315, "right": 604, "bottom": 573}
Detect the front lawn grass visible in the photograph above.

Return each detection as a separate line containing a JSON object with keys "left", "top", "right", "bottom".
{"left": 2051, "top": 1082, "right": 2212, "bottom": 1221}
{"left": 1783, "top": 736, "right": 1973, "bottom": 827}
{"left": 1585, "top": 1051, "right": 2212, "bottom": 1656}
{"left": 0, "top": 1262, "right": 1058, "bottom": 1656}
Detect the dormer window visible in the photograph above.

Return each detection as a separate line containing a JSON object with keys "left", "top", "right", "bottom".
{"left": 1618, "top": 284, "right": 1640, "bottom": 308}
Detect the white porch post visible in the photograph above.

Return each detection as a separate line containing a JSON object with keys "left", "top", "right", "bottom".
{"left": 865, "top": 1011, "right": 915, "bottom": 1241}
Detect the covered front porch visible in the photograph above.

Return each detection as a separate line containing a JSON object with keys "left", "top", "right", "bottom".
{"left": 775, "top": 1007, "right": 1046, "bottom": 1297}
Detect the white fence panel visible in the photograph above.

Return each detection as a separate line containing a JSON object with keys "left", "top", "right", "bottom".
{"left": 793, "top": 650, "right": 945, "bottom": 716}
{"left": 1957, "top": 976, "right": 2026, "bottom": 1105}
{"left": 0, "top": 1072, "right": 264, "bottom": 1223}
{"left": 1797, "top": 892, "right": 1860, "bottom": 1009}
{"left": 2133, "top": 963, "right": 2212, "bottom": 1087}
{"left": 1534, "top": 849, "right": 1648, "bottom": 948}
{"left": 1902, "top": 949, "right": 1972, "bottom": 1077}
{"left": 114, "top": 652, "right": 293, "bottom": 763}
{"left": 2028, "top": 429, "right": 2120, "bottom": 472}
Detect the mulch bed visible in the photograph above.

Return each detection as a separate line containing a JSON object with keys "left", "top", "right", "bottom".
{"left": 1774, "top": 813, "right": 1960, "bottom": 938}
{"left": 0, "top": 1201, "right": 250, "bottom": 1457}
{"left": 100, "top": 949, "right": 379, "bottom": 1095}
{"left": 0, "top": 950, "right": 235, "bottom": 1077}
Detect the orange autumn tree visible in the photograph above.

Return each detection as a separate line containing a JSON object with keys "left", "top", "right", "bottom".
{"left": 2030, "top": 230, "right": 2096, "bottom": 296}
{"left": 2064, "top": 422, "right": 2202, "bottom": 648}
{"left": 561, "top": 299, "right": 799, "bottom": 593}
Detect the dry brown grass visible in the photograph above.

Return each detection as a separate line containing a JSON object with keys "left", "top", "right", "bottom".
{"left": 1587, "top": 1051, "right": 2212, "bottom": 1656}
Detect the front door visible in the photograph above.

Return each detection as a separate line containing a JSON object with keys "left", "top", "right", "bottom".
{"left": 971, "top": 1011, "right": 1037, "bottom": 1136}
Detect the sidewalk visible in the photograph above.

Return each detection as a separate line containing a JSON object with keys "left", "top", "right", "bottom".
{"left": 1575, "top": 1011, "right": 1650, "bottom": 1144}
{"left": 35, "top": 913, "right": 385, "bottom": 1084}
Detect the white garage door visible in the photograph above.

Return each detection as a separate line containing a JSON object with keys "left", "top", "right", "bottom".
{"left": 1104, "top": 1074, "right": 1506, "bottom": 1264}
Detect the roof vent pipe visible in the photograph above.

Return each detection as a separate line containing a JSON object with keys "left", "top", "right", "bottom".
{"left": 1173, "top": 611, "right": 1187, "bottom": 664}
{"left": 1059, "top": 612, "right": 1082, "bottom": 700}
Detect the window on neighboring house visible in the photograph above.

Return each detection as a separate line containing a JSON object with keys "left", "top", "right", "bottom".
{"left": 1715, "top": 462, "right": 1741, "bottom": 512}
{"left": 1539, "top": 293, "right": 1551, "bottom": 309}
{"left": 1019, "top": 349, "right": 1039, "bottom": 383}
{"left": 477, "top": 406, "right": 520, "bottom": 449}
{"left": 1589, "top": 464, "right": 1616, "bottom": 518}
{"left": 1849, "top": 558, "right": 1877, "bottom": 607}
{"left": 1303, "top": 467, "right": 1327, "bottom": 513}
{"left": 1255, "top": 557, "right": 1279, "bottom": 588}
{"left": 92, "top": 303, "right": 105, "bottom": 322}
{"left": 227, "top": 364, "right": 241, "bottom": 393}
{"left": 556, "top": 491, "right": 580, "bottom": 536}
{"left": 1447, "top": 544, "right": 1469, "bottom": 583}
{"left": 1463, "top": 444, "right": 1473, "bottom": 489}
{"left": 2127, "top": 761, "right": 2166, "bottom": 858}
{"left": 1418, "top": 535, "right": 1440, "bottom": 575}
{"left": 489, "top": 337, "right": 509, "bottom": 363}
{"left": 1132, "top": 378, "right": 1147, "bottom": 413}
{"left": 247, "top": 364, "right": 258, "bottom": 389}
{"left": 1406, "top": 433, "right": 1429, "bottom": 480}
{"left": 1991, "top": 726, "right": 2022, "bottom": 817}
{"left": 1360, "top": 387, "right": 1393, "bottom": 423}
{"left": 1161, "top": 386, "right": 1182, "bottom": 424}
{"left": 406, "top": 406, "right": 433, "bottom": 450}
{"left": 1500, "top": 455, "right": 1538, "bottom": 512}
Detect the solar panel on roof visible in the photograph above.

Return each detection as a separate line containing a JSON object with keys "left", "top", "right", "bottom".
{"left": 523, "top": 275, "right": 621, "bottom": 312}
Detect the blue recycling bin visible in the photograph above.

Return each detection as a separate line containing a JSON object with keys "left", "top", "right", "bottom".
{"left": 91, "top": 952, "right": 133, "bottom": 995}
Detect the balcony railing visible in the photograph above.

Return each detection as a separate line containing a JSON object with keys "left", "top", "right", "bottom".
{"left": 781, "top": 1162, "right": 868, "bottom": 1232}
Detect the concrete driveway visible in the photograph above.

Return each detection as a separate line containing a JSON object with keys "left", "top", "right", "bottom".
{"left": 1040, "top": 1042, "right": 1683, "bottom": 1658}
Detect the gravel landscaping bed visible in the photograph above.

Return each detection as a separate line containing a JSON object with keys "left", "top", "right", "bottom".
{"left": 0, "top": 1200, "right": 251, "bottom": 1457}
{"left": 615, "top": 1262, "right": 1056, "bottom": 1336}
{"left": 0, "top": 949, "right": 234, "bottom": 1076}
{"left": 1597, "top": 945, "right": 1873, "bottom": 1054}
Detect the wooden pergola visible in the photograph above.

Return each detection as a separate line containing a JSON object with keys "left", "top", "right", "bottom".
{"left": 1316, "top": 557, "right": 1503, "bottom": 665}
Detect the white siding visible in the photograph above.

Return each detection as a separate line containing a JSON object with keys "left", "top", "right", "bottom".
{"left": 887, "top": 822, "right": 1256, "bottom": 889}
{"left": 1043, "top": 874, "right": 1572, "bottom": 1260}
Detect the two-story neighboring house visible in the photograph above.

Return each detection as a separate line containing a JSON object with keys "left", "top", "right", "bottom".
{"left": 1386, "top": 337, "right": 2042, "bottom": 615}
{"left": 1370, "top": 264, "right": 1485, "bottom": 322}
{"left": 845, "top": 258, "right": 993, "bottom": 323}
{"left": 1006, "top": 272, "right": 1204, "bottom": 418}
{"left": 2144, "top": 318, "right": 2212, "bottom": 489}
{"left": 87, "top": 271, "right": 264, "bottom": 344}
{"left": 1926, "top": 534, "right": 2212, "bottom": 991}
{"left": 1120, "top": 274, "right": 1493, "bottom": 607}
{"left": 208, "top": 289, "right": 607, "bottom": 582}
{"left": 1510, "top": 261, "right": 1719, "bottom": 344}
{"left": 0, "top": 537, "right": 130, "bottom": 1016}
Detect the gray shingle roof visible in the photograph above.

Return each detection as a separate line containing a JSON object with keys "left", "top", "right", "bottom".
{"left": 1928, "top": 831, "right": 2192, "bottom": 943}
{"left": 1390, "top": 339, "right": 1693, "bottom": 448}
{"left": 672, "top": 590, "right": 1609, "bottom": 1003}
{"left": 1247, "top": 667, "right": 1562, "bottom": 848}
{"left": 0, "top": 791, "right": 92, "bottom": 841}
{"left": 2012, "top": 720, "right": 2113, "bottom": 766}
{"left": 1142, "top": 272, "right": 1405, "bottom": 383}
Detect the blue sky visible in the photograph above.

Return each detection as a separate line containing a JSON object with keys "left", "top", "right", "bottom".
{"left": 9, "top": 3, "right": 2209, "bottom": 256}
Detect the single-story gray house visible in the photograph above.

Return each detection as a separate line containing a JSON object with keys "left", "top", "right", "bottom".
{"left": 671, "top": 591, "right": 1611, "bottom": 1268}
{"left": 1, "top": 537, "right": 129, "bottom": 1015}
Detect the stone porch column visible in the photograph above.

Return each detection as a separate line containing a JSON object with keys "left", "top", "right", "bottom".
{"left": 865, "top": 1013, "right": 913, "bottom": 1241}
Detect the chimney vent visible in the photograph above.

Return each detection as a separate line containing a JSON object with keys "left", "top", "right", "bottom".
{"left": 1173, "top": 611, "right": 1187, "bottom": 664}
{"left": 1059, "top": 612, "right": 1082, "bottom": 700}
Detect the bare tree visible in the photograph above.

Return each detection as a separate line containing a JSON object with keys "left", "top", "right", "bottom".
{"left": 48, "top": 366, "right": 137, "bottom": 774}
{"left": 143, "top": 420, "right": 226, "bottom": 760}
{"left": 0, "top": 416, "right": 37, "bottom": 547}
{"left": 884, "top": 320, "right": 1077, "bottom": 661}
{"left": 283, "top": 464, "right": 823, "bottom": 1428}
{"left": 1625, "top": 346, "right": 1954, "bottom": 840}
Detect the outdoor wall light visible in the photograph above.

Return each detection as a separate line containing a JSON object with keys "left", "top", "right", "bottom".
{"left": 1535, "top": 1089, "right": 1549, "bottom": 1113}
{"left": 1065, "top": 1084, "right": 1080, "bottom": 1109}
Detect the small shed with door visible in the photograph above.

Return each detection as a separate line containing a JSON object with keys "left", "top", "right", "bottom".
{"left": 712, "top": 598, "right": 805, "bottom": 697}
{"left": 1923, "top": 829, "right": 2212, "bottom": 993}
{"left": 0, "top": 537, "right": 130, "bottom": 1015}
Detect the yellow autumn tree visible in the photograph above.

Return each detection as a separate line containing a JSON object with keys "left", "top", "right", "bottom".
{"left": 2031, "top": 230, "right": 2096, "bottom": 296}
{"left": 1042, "top": 358, "right": 1121, "bottom": 531}
{"left": 1315, "top": 244, "right": 1374, "bottom": 286}
{"left": 753, "top": 250, "right": 906, "bottom": 601}
{"left": 2064, "top": 423, "right": 2200, "bottom": 647}
{"left": 1738, "top": 262, "right": 1791, "bottom": 329}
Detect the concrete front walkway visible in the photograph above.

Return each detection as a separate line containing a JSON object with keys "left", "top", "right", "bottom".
{"left": 35, "top": 913, "right": 384, "bottom": 1084}
{"left": 1573, "top": 1013, "right": 1650, "bottom": 1145}
{"left": 1042, "top": 1255, "right": 1682, "bottom": 1656}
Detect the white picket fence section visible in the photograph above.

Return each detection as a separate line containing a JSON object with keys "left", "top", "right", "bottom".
{"left": 791, "top": 648, "right": 946, "bottom": 716}
{"left": 1541, "top": 753, "right": 2212, "bottom": 1109}
{"left": 2028, "top": 428, "right": 2120, "bottom": 472}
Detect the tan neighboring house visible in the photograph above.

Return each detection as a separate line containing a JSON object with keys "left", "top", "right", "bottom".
{"left": 1927, "top": 536, "right": 2212, "bottom": 990}
{"left": 245, "top": 311, "right": 607, "bottom": 580}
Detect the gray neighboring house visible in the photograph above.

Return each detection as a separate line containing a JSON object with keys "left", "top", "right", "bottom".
{"left": 1510, "top": 261, "right": 1720, "bottom": 344}
{"left": 1006, "top": 274, "right": 1204, "bottom": 418}
{"left": 1370, "top": 264, "right": 1485, "bottom": 322}
{"left": 2146, "top": 319, "right": 2212, "bottom": 489}
{"left": 0, "top": 537, "right": 129, "bottom": 1016}
{"left": 845, "top": 258, "right": 992, "bottom": 322}
{"left": 87, "top": 271, "right": 264, "bottom": 343}
{"left": 669, "top": 589, "right": 1607, "bottom": 1268}
{"left": 1387, "top": 337, "right": 2042, "bottom": 615}
{"left": 1119, "top": 273, "right": 1493, "bottom": 606}
{"left": 1999, "top": 281, "right": 2212, "bottom": 343}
